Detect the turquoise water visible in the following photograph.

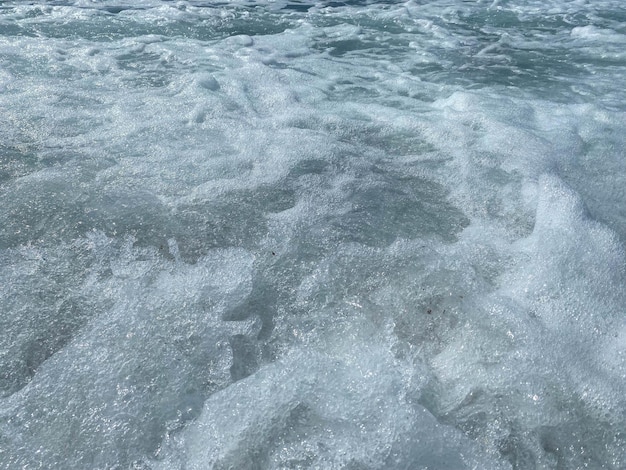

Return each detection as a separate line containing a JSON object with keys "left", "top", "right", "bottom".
{"left": 1, "top": 1, "right": 625, "bottom": 468}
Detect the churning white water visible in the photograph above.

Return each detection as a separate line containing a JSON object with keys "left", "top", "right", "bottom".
{"left": 0, "top": 1, "right": 625, "bottom": 468}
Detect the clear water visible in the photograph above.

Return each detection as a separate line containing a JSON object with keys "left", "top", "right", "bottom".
{"left": 0, "top": 1, "right": 625, "bottom": 468}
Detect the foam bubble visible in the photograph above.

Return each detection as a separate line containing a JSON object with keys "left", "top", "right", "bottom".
{"left": 152, "top": 338, "right": 509, "bottom": 470}
{"left": 0, "top": 240, "right": 258, "bottom": 468}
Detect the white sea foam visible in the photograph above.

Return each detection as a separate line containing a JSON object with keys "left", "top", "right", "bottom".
{"left": 0, "top": 0, "right": 625, "bottom": 468}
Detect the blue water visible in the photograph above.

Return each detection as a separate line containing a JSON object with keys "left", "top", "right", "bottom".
{"left": 1, "top": 1, "right": 625, "bottom": 468}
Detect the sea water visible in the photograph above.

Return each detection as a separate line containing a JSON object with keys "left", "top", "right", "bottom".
{"left": 0, "top": 1, "right": 624, "bottom": 468}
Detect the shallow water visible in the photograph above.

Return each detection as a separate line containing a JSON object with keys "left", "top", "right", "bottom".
{"left": 0, "top": 1, "right": 625, "bottom": 469}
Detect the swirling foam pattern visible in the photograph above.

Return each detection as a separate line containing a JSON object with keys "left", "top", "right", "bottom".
{"left": 0, "top": 1, "right": 624, "bottom": 468}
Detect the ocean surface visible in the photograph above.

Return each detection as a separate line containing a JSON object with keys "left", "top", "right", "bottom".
{"left": 1, "top": 1, "right": 625, "bottom": 468}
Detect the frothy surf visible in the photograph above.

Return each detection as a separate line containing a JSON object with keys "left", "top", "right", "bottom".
{"left": 0, "top": 1, "right": 625, "bottom": 468}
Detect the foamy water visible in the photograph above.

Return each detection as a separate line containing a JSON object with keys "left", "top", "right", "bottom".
{"left": 1, "top": 1, "right": 625, "bottom": 468}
